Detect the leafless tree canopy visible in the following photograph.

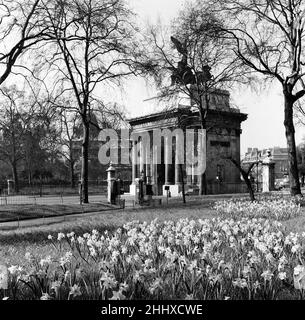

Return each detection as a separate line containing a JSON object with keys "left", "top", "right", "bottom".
{"left": 0, "top": 85, "right": 58, "bottom": 190}
{"left": 211, "top": 0, "right": 305, "bottom": 90}
{"left": 144, "top": 4, "right": 248, "bottom": 195}
{"left": 0, "top": 0, "right": 52, "bottom": 84}
{"left": 145, "top": 5, "right": 248, "bottom": 105}
{"left": 30, "top": 0, "right": 141, "bottom": 202}
{"left": 0, "top": 0, "right": 303, "bottom": 198}
{"left": 203, "top": 0, "right": 305, "bottom": 195}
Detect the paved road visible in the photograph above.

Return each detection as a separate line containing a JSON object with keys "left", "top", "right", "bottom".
{"left": 0, "top": 188, "right": 292, "bottom": 206}
{"left": 0, "top": 194, "right": 108, "bottom": 206}
{"left": 0, "top": 196, "right": 208, "bottom": 230}
{"left": 0, "top": 190, "right": 293, "bottom": 230}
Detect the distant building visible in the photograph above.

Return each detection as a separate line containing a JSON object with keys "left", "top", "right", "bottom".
{"left": 243, "top": 147, "right": 289, "bottom": 180}
{"left": 72, "top": 136, "right": 132, "bottom": 183}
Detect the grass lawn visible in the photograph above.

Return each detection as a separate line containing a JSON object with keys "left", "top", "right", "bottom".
{"left": 0, "top": 203, "right": 114, "bottom": 222}
{"left": 0, "top": 201, "right": 214, "bottom": 264}
{"left": 0, "top": 199, "right": 304, "bottom": 266}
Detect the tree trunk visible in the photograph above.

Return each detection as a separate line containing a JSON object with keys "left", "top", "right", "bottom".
{"left": 229, "top": 158, "right": 255, "bottom": 201}
{"left": 81, "top": 122, "right": 90, "bottom": 203}
{"left": 28, "top": 170, "right": 32, "bottom": 186}
{"left": 242, "top": 173, "right": 255, "bottom": 202}
{"left": 70, "top": 160, "right": 75, "bottom": 188}
{"left": 199, "top": 107, "right": 207, "bottom": 195}
{"left": 284, "top": 93, "right": 302, "bottom": 196}
{"left": 12, "top": 162, "right": 19, "bottom": 193}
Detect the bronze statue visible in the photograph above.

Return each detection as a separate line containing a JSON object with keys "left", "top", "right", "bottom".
{"left": 170, "top": 36, "right": 212, "bottom": 86}
{"left": 170, "top": 36, "right": 187, "bottom": 57}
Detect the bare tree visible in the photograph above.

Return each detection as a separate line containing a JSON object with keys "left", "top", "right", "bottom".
{"left": 0, "top": 0, "right": 51, "bottom": 85}
{"left": 37, "top": 0, "right": 142, "bottom": 203}
{"left": 54, "top": 95, "right": 127, "bottom": 192}
{"left": 0, "top": 86, "right": 37, "bottom": 192}
{"left": 56, "top": 106, "right": 79, "bottom": 188}
{"left": 145, "top": 7, "right": 247, "bottom": 195}
{"left": 208, "top": 0, "right": 305, "bottom": 196}
{"left": 294, "top": 99, "right": 305, "bottom": 126}
{"left": 227, "top": 156, "right": 256, "bottom": 201}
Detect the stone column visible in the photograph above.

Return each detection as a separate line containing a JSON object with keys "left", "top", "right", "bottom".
{"left": 132, "top": 140, "right": 137, "bottom": 183}
{"left": 151, "top": 144, "right": 158, "bottom": 195}
{"left": 186, "top": 147, "right": 195, "bottom": 185}
{"left": 193, "top": 130, "right": 198, "bottom": 186}
{"left": 151, "top": 145, "right": 156, "bottom": 184}
{"left": 139, "top": 138, "right": 145, "bottom": 179}
{"left": 164, "top": 136, "right": 171, "bottom": 185}
{"left": 130, "top": 140, "right": 138, "bottom": 195}
{"left": 7, "top": 180, "right": 13, "bottom": 195}
{"left": 107, "top": 163, "right": 116, "bottom": 204}
{"left": 262, "top": 150, "right": 275, "bottom": 192}
{"left": 175, "top": 132, "right": 183, "bottom": 185}
{"left": 192, "top": 163, "right": 196, "bottom": 185}
{"left": 175, "top": 164, "right": 182, "bottom": 185}
{"left": 146, "top": 148, "right": 151, "bottom": 183}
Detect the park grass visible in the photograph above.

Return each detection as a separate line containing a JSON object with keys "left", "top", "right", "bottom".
{"left": 0, "top": 201, "right": 215, "bottom": 265}
{"left": 0, "top": 198, "right": 304, "bottom": 266}
{"left": 0, "top": 202, "right": 114, "bottom": 222}
{"left": 0, "top": 201, "right": 215, "bottom": 240}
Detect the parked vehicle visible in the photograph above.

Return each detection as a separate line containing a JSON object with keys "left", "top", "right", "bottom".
{"left": 275, "top": 177, "right": 289, "bottom": 190}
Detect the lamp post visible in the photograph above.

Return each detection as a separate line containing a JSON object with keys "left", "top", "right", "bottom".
{"left": 216, "top": 175, "right": 220, "bottom": 194}
{"left": 256, "top": 151, "right": 261, "bottom": 192}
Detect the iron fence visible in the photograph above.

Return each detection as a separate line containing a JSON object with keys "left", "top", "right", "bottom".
{"left": 0, "top": 180, "right": 132, "bottom": 206}
{"left": 0, "top": 179, "right": 132, "bottom": 196}
{"left": 207, "top": 182, "right": 249, "bottom": 195}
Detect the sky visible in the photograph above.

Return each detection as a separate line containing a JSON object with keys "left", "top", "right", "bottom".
{"left": 122, "top": 0, "right": 304, "bottom": 156}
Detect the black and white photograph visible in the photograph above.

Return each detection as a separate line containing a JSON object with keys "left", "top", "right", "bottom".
{"left": 0, "top": 0, "right": 305, "bottom": 318}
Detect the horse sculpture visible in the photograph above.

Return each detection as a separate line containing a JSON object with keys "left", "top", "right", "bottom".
{"left": 170, "top": 36, "right": 212, "bottom": 86}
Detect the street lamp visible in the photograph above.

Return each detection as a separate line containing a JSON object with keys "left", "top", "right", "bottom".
{"left": 256, "top": 151, "right": 261, "bottom": 192}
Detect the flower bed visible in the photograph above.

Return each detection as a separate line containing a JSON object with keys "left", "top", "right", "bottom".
{"left": 213, "top": 197, "right": 302, "bottom": 220}
{"left": 1, "top": 218, "right": 305, "bottom": 300}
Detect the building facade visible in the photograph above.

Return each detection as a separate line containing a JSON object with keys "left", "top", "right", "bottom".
{"left": 243, "top": 147, "right": 289, "bottom": 180}
{"left": 128, "top": 90, "right": 248, "bottom": 196}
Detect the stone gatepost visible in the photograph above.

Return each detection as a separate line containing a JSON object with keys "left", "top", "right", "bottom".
{"left": 7, "top": 180, "right": 13, "bottom": 195}
{"left": 135, "top": 172, "right": 144, "bottom": 205}
{"left": 262, "top": 150, "right": 275, "bottom": 193}
{"left": 107, "top": 162, "right": 116, "bottom": 204}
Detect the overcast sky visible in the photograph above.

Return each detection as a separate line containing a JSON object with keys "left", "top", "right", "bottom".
{"left": 122, "top": 0, "right": 304, "bottom": 156}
